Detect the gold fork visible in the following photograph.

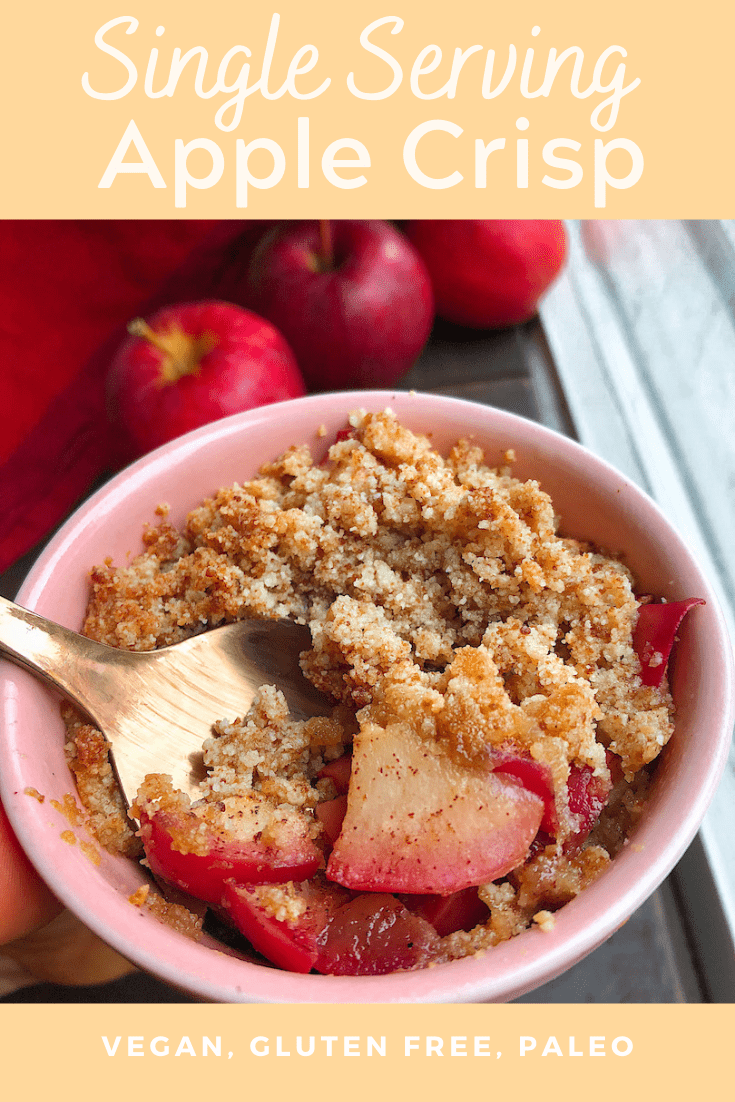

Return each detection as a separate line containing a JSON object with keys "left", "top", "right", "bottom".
{"left": 0, "top": 595, "right": 330, "bottom": 807}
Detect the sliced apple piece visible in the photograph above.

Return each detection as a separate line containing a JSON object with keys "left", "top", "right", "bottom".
{"left": 563, "top": 763, "right": 612, "bottom": 855}
{"left": 633, "top": 598, "right": 704, "bottom": 687}
{"left": 326, "top": 722, "right": 544, "bottom": 894}
{"left": 136, "top": 778, "right": 322, "bottom": 906}
{"left": 318, "top": 753, "right": 352, "bottom": 794}
{"left": 400, "top": 887, "right": 490, "bottom": 937}
{"left": 315, "top": 894, "right": 439, "bottom": 975}
{"left": 491, "top": 753, "right": 557, "bottom": 833}
{"left": 223, "top": 878, "right": 350, "bottom": 973}
{"left": 315, "top": 794, "right": 348, "bottom": 844}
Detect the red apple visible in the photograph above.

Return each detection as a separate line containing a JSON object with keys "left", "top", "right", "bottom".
{"left": 326, "top": 722, "right": 544, "bottom": 894}
{"left": 107, "top": 299, "right": 305, "bottom": 460}
{"left": 404, "top": 220, "right": 567, "bottom": 329}
{"left": 244, "top": 220, "right": 434, "bottom": 390}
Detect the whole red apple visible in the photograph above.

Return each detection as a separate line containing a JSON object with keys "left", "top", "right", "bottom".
{"left": 404, "top": 220, "right": 567, "bottom": 329}
{"left": 244, "top": 220, "right": 434, "bottom": 391}
{"left": 107, "top": 300, "right": 305, "bottom": 460}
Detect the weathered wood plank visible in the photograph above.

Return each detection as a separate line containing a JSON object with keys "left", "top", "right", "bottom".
{"left": 540, "top": 220, "right": 735, "bottom": 998}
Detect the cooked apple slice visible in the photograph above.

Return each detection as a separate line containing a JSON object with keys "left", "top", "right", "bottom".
{"left": 315, "top": 794, "right": 348, "bottom": 844}
{"left": 399, "top": 887, "right": 490, "bottom": 937}
{"left": 136, "top": 778, "right": 322, "bottom": 906}
{"left": 563, "top": 762, "right": 612, "bottom": 855}
{"left": 632, "top": 598, "right": 704, "bottom": 687}
{"left": 326, "top": 722, "right": 544, "bottom": 894}
{"left": 223, "top": 878, "right": 351, "bottom": 973}
{"left": 491, "top": 753, "right": 556, "bottom": 833}
{"left": 318, "top": 753, "right": 352, "bottom": 794}
{"left": 315, "top": 894, "right": 440, "bottom": 975}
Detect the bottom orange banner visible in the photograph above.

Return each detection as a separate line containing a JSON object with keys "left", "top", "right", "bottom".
{"left": 0, "top": 1004, "right": 729, "bottom": 1102}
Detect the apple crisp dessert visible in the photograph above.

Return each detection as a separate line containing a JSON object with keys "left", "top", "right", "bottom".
{"left": 66, "top": 410, "right": 688, "bottom": 975}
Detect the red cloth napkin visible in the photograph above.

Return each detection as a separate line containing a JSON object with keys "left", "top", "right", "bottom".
{"left": 0, "top": 219, "right": 272, "bottom": 573}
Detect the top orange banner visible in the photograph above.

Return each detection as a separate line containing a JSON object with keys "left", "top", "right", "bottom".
{"left": 3, "top": 0, "right": 733, "bottom": 217}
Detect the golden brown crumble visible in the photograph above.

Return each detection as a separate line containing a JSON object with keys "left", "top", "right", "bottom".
{"left": 62, "top": 703, "right": 141, "bottom": 856}
{"left": 49, "top": 791, "right": 85, "bottom": 828}
{"left": 67, "top": 410, "right": 673, "bottom": 964}
{"left": 532, "top": 910, "right": 556, "bottom": 932}
{"left": 129, "top": 884, "right": 150, "bottom": 907}
{"left": 80, "top": 840, "right": 102, "bottom": 866}
{"left": 144, "top": 890, "right": 204, "bottom": 940}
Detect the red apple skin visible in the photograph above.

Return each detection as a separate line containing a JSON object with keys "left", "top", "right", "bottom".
{"left": 107, "top": 300, "right": 305, "bottom": 460}
{"left": 528, "top": 759, "right": 614, "bottom": 859}
{"left": 318, "top": 753, "right": 352, "bottom": 794}
{"left": 404, "top": 220, "right": 567, "bottom": 329}
{"left": 400, "top": 887, "right": 490, "bottom": 938}
{"left": 245, "top": 221, "right": 435, "bottom": 391}
{"left": 632, "top": 598, "right": 704, "bottom": 688}
{"left": 223, "top": 878, "right": 351, "bottom": 973}
{"left": 315, "top": 795, "right": 349, "bottom": 845}
{"left": 564, "top": 763, "right": 612, "bottom": 856}
{"left": 138, "top": 805, "right": 323, "bottom": 906}
{"left": 491, "top": 752, "right": 557, "bottom": 834}
{"left": 315, "top": 894, "right": 440, "bottom": 976}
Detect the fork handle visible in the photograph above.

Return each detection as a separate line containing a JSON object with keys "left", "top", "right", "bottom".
{"left": 0, "top": 595, "right": 118, "bottom": 722}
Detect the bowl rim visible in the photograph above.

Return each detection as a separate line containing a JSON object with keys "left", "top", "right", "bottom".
{"left": 1, "top": 388, "right": 733, "bottom": 1002}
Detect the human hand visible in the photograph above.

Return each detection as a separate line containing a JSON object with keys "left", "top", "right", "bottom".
{"left": 0, "top": 801, "right": 135, "bottom": 990}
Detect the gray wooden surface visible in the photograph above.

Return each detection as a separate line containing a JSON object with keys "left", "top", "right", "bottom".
{"left": 539, "top": 221, "right": 735, "bottom": 1001}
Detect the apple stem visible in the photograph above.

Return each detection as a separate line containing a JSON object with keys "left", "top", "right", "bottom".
{"left": 319, "top": 220, "right": 333, "bottom": 271}
{"left": 127, "top": 317, "right": 217, "bottom": 386}
{"left": 128, "top": 317, "right": 170, "bottom": 355}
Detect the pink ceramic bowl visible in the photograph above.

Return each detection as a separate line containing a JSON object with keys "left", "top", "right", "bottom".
{"left": 1, "top": 391, "right": 732, "bottom": 1002}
